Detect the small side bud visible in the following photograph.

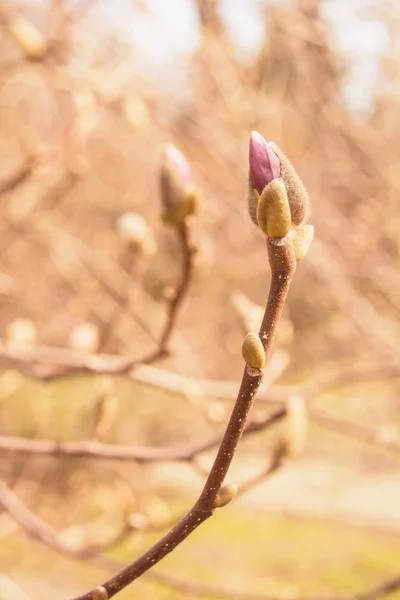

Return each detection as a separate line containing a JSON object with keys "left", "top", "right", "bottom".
{"left": 269, "top": 143, "right": 310, "bottom": 227}
{"left": 160, "top": 145, "right": 200, "bottom": 226}
{"left": 290, "top": 225, "right": 314, "bottom": 261}
{"left": 257, "top": 179, "right": 291, "bottom": 238}
{"left": 242, "top": 332, "right": 265, "bottom": 369}
{"left": 284, "top": 396, "right": 308, "bottom": 458}
{"left": 116, "top": 213, "right": 157, "bottom": 256}
{"left": 214, "top": 484, "right": 238, "bottom": 508}
{"left": 91, "top": 587, "right": 108, "bottom": 600}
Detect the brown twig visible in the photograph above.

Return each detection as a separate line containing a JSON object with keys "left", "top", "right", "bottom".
{"left": 1, "top": 393, "right": 399, "bottom": 470}
{"left": 96, "top": 248, "right": 146, "bottom": 353}
{"left": 140, "top": 220, "right": 196, "bottom": 363}
{"left": 0, "top": 160, "right": 34, "bottom": 196}
{"left": 1, "top": 337, "right": 400, "bottom": 400}
{"left": 69, "top": 237, "right": 296, "bottom": 599}
{"left": 308, "top": 406, "right": 400, "bottom": 453}
{"left": 0, "top": 218, "right": 196, "bottom": 380}
{"left": 0, "top": 408, "right": 285, "bottom": 463}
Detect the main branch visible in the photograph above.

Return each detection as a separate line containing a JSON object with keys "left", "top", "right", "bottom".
{"left": 72, "top": 238, "right": 296, "bottom": 600}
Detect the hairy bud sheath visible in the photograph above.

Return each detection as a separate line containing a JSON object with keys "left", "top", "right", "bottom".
{"left": 248, "top": 132, "right": 310, "bottom": 230}
{"left": 269, "top": 142, "right": 310, "bottom": 227}
{"left": 160, "top": 144, "right": 200, "bottom": 226}
{"left": 242, "top": 332, "right": 265, "bottom": 369}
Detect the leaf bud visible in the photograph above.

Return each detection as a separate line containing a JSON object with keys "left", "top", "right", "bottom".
{"left": 91, "top": 587, "right": 108, "bottom": 600}
{"left": 214, "top": 484, "right": 238, "bottom": 508}
{"left": 241, "top": 332, "right": 265, "bottom": 369}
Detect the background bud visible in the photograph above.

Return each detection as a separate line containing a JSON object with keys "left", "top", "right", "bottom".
{"left": 116, "top": 212, "right": 157, "bottom": 256}
{"left": 160, "top": 144, "right": 199, "bottom": 226}
{"left": 68, "top": 322, "right": 99, "bottom": 353}
{"left": 6, "top": 318, "right": 37, "bottom": 348}
{"left": 10, "top": 18, "right": 46, "bottom": 60}
{"left": 257, "top": 179, "right": 291, "bottom": 238}
{"left": 164, "top": 144, "right": 192, "bottom": 183}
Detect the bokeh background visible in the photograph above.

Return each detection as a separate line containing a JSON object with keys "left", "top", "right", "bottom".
{"left": 0, "top": 0, "right": 400, "bottom": 598}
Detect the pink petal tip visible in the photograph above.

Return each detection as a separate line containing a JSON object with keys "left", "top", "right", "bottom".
{"left": 249, "top": 131, "right": 281, "bottom": 194}
{"left": 163, "top": 144, "right": 192, "bottom": 183}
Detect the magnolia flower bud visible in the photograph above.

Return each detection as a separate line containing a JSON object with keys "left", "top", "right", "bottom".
{"left": 214, "top": 484, "right": 238, "bottom": 508}
{"left": 242, "top": 332, "right": 265, "bottom": 369}
{"left": 248, "top": 132, "right": 311, "bottom": 230}
{"left": 257, "top": 179, "right": 291, "bottom": 238}
{"left": 160, "top": 144, "right": 200, "bottom": 226}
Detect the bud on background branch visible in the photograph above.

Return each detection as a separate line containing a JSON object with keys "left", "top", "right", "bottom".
{"left": 160, "top": 144, "right": 200, "bottom": 226}
{"left": 116, "top": 212, "right": 157, "bottom": 257}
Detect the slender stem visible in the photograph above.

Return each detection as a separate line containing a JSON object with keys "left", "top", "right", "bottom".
{"left": 71, "top": 237, "right": 296, "bottom": 600}
{"left": 96, "top": 249, "right": 144, "bottom": 353}
{"left": 140, "top": 221, "right": 194, "bottom": 363}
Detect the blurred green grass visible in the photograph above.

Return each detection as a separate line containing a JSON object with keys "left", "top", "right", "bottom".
{"left": 1, "top": 370, "right": 400, "bottom": 598}
{"left": 2, "top": 510, "right": 400, "bottom": 599}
